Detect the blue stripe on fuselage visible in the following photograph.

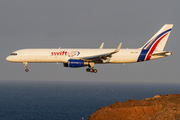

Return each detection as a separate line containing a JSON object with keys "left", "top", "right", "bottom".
{"left": 137, "top": 49, "right": 149, "bottom": 62}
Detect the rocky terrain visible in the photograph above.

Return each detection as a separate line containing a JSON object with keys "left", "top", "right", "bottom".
{"left": 89, "top": 94, "right": 180, "bottom": 120}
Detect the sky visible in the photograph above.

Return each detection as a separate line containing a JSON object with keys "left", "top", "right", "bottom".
{"left": 1, "top": 0, "right": 180, "bottom": 83}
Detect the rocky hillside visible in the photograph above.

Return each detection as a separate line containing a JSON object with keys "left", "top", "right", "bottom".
{"left": 89, "top": 94, "right": 180, "bottom": 120}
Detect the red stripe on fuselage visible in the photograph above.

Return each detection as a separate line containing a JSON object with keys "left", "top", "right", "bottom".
{"left": 145, "top": 33, "right": 168, "bottom": 61}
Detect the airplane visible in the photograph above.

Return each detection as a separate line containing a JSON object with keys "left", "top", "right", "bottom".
{"left": 6, "top": 24, "right": 173, "bottom": 73}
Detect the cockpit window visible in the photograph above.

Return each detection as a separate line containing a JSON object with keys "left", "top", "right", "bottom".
{"left": 10, "top": 53, "right": 17, "bottom": 56}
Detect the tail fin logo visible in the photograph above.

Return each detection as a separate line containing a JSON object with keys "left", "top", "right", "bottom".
{"left": 138, "top": 27, "right": 172, "bottom": 62}
{"left": 143, "top": 29, "right": 171, "bottom": 51}
{"left": 145, "top": 33, "right": 169, "bottom": 60}
{"left": 68, "top": 51, "right": 80, "bottom": 57}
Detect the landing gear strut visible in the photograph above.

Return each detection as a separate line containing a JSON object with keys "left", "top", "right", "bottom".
{"left": 23, "top": 62, "right": 29, "bottom": 72}
{"left": 86, "top": 62, "right": 97, "bottom": 73}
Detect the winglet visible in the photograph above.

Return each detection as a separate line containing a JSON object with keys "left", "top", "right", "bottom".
{"left": 99, "top": 42, "right": 104, "bottom": 49}
{"left": 111, "top": 43, "right": 122, "bottom": 54}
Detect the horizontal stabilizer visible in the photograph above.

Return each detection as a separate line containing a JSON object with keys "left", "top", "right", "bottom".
{"left": 150, "top": 51, "right": 173, "bottom": 56}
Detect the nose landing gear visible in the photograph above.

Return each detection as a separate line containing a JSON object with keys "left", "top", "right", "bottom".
{"left": 25, "top": 68, "right": 29, "bottom": 72}
{"left": 23, "top": 62, "right": 29, "bottom": 72}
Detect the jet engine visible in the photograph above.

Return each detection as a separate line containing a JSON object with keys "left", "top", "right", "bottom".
{"left": 64, "top": 59, "right": 88, "bottom": 68}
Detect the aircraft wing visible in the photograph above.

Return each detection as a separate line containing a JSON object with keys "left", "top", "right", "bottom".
{"left": 74, "top": 43, "right": 122, "bottom": 62}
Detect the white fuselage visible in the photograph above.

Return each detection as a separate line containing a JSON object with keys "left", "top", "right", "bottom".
{"left": 6, "top": 48, "right": 165, "bottom": 64}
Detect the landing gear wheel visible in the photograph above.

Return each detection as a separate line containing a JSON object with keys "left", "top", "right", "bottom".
{"left": 86, "top": 68, "right": 90, "bottom": 72}
{"left": 23, "top": 62, "right": 29, "bottom": 72}
{"left": 25, "top": 69, "right": 29, "bottom": 72}
{"left": 93, "top": 69, "right": 97, "bottom": 73}
{"left": 89, "top": 68, "right": 94, "bottom": 73}
{"left": 86, "top": 68, "right": 98, "bottom": 73}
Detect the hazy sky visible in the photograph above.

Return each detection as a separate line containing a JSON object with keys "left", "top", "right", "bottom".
{"left": 1, "top": 0, "right": 180, "bottom": 83}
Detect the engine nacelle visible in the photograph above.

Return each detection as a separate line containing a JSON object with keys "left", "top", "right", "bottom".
{"left": 64, "top": 59, "right": 88, "bottom": 68}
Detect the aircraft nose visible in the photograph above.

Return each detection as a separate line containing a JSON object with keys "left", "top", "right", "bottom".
{"left": 6, "top": 56, "right": 12, "bottom": 61}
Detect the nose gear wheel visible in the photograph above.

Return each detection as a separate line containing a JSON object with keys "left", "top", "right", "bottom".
{"left": 23, "top": 62, "right": 29, "bottom": 72}
{"left": 25, "top": 69, "right": 29, "bottom": 72}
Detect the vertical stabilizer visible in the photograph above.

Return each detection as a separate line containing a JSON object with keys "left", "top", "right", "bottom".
{"left": 141, "top": 24, "right": 173, "bottom": 51}
{"left": 138, "top": 24, "right": 173, "bottom": 62}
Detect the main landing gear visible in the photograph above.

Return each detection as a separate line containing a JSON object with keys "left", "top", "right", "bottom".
{"left": 86, "top": 68, "right": 97, "bottom": 73}
{"left": 86, "top": 62, "right": 97, "bottom": 73}
{"left": 23, "top": 62, "right": 29, "bottom": 72}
